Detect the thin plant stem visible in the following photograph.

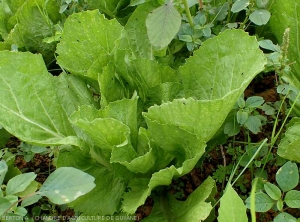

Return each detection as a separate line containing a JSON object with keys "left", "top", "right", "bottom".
{"left": 232, "top": 138, "right": 268, "bottom": 186}
{"left": 250, "top": 178, "right": 258, "bottom": 222}
{"left": 220, "top": 145, "right": 226, "bottom": 191}
{"left": 198, "top": 0, "right": 203, "bottom": 10}
{"left": 182, "top": 0, "right": 194, "bottom": 28}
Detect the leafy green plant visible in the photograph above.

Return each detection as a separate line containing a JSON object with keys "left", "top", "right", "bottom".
{"left": 0, "top": 160, "right": 95, "bottom": 220}
{"left": 0, "top": 5, "right": 266, "bottom": 220}
{"left": 11, "top": 142, "right": 49, "bottom": 162}
{"left": 224, "top": 95, "right": 269, "bottom": 136}
{"left": 246, "top": 161, "right": 300, "bottom": 221}
{"left": 3, "top": 0, "right": 299, "bottom": 221}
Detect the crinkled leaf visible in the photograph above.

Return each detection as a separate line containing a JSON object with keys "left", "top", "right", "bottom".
{"left": 278, "top": 118, "right": 300, "bottom": 162}
{"left": 142, "top": 177, "right": 215, "bottom": 222}
{"left": 249, "top": 9, "right": 271, "bottom": 26}
{"left": 39, "top": 167, "right": 95, "bottom": 204}
{"left": 276, "top": 161, "right": 299, "bottom": 192}
{"left": 99, "top": 63, "right": 128, "bottom": 107}
{"left": 5, "top": 0, "right": 60, "bottom": 64}
{"left": 122, "top": 139, "right": 205, "bottom": 214}
{"left": 0, "top": 51, "right": 80, "bottom": 146}
{"left": 86, "top": 0, "right": 128, "bottom": 17}
{"left": 114, "top": 56, "right": 179, "bottom": 101}
{"left": 57, "top": 10, "right": 123, "bottom": 79}
{"left": 6, "top": 172, "right": 36, "bottom": 195}
{"left": 122, "top": 121, "right": 206, "bottom": 213}
{"left": 146, "top": 2, "right": 181, "bottom": 49}
{"left": 180, "top": 29, "right": 266, "bottom": 101}
{"left": 71, "top": 98, "right": 138, "bottom": 148}
{"left": 54, "top": 73, "right": 99, "bottom": 116}
{"left": 218, "top": 184, "right": 247, "bottom": 222}
{"left": 120, "top": 2, "right": 158, "bottom": 59}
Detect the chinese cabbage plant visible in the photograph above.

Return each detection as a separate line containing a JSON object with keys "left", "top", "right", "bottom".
{"left": 0, "top": 10, "right": 266, "bottom": 221}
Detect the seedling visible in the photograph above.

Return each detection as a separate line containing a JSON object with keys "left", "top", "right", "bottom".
{"left": 246, "top": 161, "right": 300, "bottom": 221}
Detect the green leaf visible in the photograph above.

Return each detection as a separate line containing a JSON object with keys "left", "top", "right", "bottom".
{"left": 259, "top": 40, "right": 280, "bottom": 52}
{"left": 146, "top": 2, "right": 181, "bottom": 49}
{"left": 0, "top": 51, "right": 80, "bottom": 146}
{"left": 269, "top": 1, "right": 300, "bottom": 104}
{"left": 237, "top": 97, "right": 246, "bottom": 108}
{"left": 57, "top": 150, "right": 126, "bottom": 215}
{"left": 4, "top": 0, "right": 61, "bottom": 65}
{"left": 277, "top": 199, "right": 283, "bottom": 211}
{"left": 215, "top": 2, "right": 229, "bottom": 21}
{"left": 249, "top": 9, "right": 271, "bottom": 26}
{"left": 0, "top": 128, "right": 10, "bottom": 148}
{"left": 54, "top": 73, "right": 99, "bottom": 116}
{"left": 231, "top": 0, "right": 249, "bottom": 13}
{"left": 39, "top": 167, "right": 95, "bottom": 204}
{"left": 86, "top": 0, "right": 127, "bottom": 17}
{"left": 114, "top": 56, "right": 179, "bottom": 101}
{"left": 224, "top": 121, "right": 240, "bottom": 136}
{"left": 0, "top": 160, "right": 8, "bottom": 185}
{"left": 245, "top": 192, "right": 274, "bottom": 212}
{"left": 6, "top": 172, "right": 36, "bottom": 195}
{"left": 262, "top": 103, "right": 275, "bottom": 115}
{"left": 21, "top": 195, "right": 42, "bottom": 208}
{"left": 245, "top": 96, "right": 264, "bottom": 108}
{"left": 264, "top": 182, "right": 281, "bottom": 200}
{"left": 178, "top": 34, "right": 193, "bottom": 42}
{"left": 237, "top": 110, "right": 248, "bottom": 125}
{"left": 0, "top": 197, "right": 11, "bottom": 216}
{"left": 274, "top": 212, "right": 297, "bottom": 222}
{"left": 276, "top": 161, "right": 299, "bottom": 192}
{"left": 180, "top": 29, "right": 266, "bottom": 101}
{"left": 245, "top": 115, "right": 262, "bottom": 134}
{"left": 71, "top": 97, "right": 139, "bottom": 150}
{"left": 120, "top": 2, "right": 158, "bottom": 59}
{"left": 99, "top": 63, "right": 128, "bottom": 106}
{"left": 142, "top": 177, "right": 215, "bottom": 222}
{"left": 218, "top": 184, "right": 247, "bottom": 222}
{"left": 122, "top": 138, "right": 206, "bottom": 213}
{"left": 256, "top": 0, "right": 269, "bottom": 9}
{"left": 284, "top": 190, "right": 300, "bottom": 208}
{"left": 15, "top": 181, "right": 39, "bottom": 198}
{"left": 57, "top": 10, "right": 123, "bottom": 79}
{"left": 278, "top": 118, "right": 300, "bottom": 162}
